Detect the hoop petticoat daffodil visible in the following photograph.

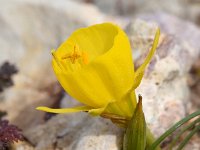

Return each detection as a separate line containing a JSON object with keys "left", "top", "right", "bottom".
{"left": 37, "top": 23, "right": 160, "bottom": 119}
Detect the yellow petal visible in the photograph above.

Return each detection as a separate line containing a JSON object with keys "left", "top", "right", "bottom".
{"left": 59, "top": 23, "right": 118, "bottom": 62}
{"left": 36, "top": 105, "right": 108, "bottom": 116}
{"left": 88, "top": 105, "right": 108, "bottom": 116}
{"left": 52, "top": 23, "right": 135, "bottom": 109}
{"left": 105, "top": 90, "right": 137, "bottom": 118}
{"left": 36, "top": 106, "right": 92, "bottom": 113}
{"left": 132, "top": 28, "right": 160, "bottom": 89}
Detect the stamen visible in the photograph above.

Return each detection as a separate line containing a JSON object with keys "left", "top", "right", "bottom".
{"left": 62, "top": 44, "right": 89, "bottom": 65}
{"left": 82, "top": 52, "right": 89, "bottom": 65}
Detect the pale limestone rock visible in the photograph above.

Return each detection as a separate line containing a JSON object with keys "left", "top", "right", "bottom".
{"left": 128, "top": 15, "right": 200, "bottom": 149}
{"left": 23, "top": 15, "right": 200, "bottom": 149}
{"left": 0, "top": 0, "right": 200, "bottom": 149}
{"left": 13, "top": 142, "right": 34, "bottom": 150}
{"left": 25, "top": 112, "right": 123, "bottom": 150}
{"left": 75, "top": 0, "right": 187, "bottom": 17}
{"left": 125, "top": 19, "right": 159, "bottom": 60}
{"left": 0, "top": 0, "right": 85, "bottom": 119}
{"left": 75, "top": 0, "right": 200, "bottom": 26}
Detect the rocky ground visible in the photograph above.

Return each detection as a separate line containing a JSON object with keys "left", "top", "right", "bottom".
{"left": 0, "top": 0, "right": 200, "bottom": 149}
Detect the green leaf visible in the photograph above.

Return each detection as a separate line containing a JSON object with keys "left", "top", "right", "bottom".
{"left": 169, "top": 117, "right": 200, "bottom": 149}
{"left": 123, "top": 95, "right": 146, "bottom": 150}
{"left": 177, "top": 125, "right": 200, "bottom": 150}
{"left": 148, "top": 110, "right": 200, "bottom": 150}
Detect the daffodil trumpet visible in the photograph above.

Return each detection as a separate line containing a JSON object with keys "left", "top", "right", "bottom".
{"left": 37, "top": 23, "right": 160, "bottom": 122}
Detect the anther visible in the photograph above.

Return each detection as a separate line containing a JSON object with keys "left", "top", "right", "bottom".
{"left": 62, "top": 44, "right": 86, "bottom": 64}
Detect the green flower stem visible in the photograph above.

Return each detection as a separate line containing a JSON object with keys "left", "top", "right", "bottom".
{"left": 147, "top": 110, "right": 200, "bottom": 150}
{"left": 169, "top": 117, "right": 200, "bottom": 149}
{"left": 177, "top": 124, "right": 200, "bottom": 150}
{"left": 123, "top": 97, "right": 147, "bottom": 150}
{"left": 103, "top": 95, "right": 161, "bottom": 150}
{"left": 146, "top": 127, "right": 161, "bottom": 150}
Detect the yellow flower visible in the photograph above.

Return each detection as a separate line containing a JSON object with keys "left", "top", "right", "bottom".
{"left": 37, "top": 23, "right": 160, "bottom": 119}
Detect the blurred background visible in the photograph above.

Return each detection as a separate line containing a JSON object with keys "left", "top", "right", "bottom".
{"left": 0, "top": 0, "right": 200, "bottom": 149}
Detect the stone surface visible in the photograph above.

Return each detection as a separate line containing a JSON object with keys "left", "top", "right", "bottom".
{"left": 0, "top": 0, "right": 85, "bottom": 121}
{"left": 128, "top": 14, "right": 200, "bottom": 149}
{"left": 25, "top": 112, "right": 123, "bottom": 150}
{"left": 0, "top": 0, "right": 200, "bottom": 149}
{"left": 75, "top": 0, "right": 200, "bottom": 26}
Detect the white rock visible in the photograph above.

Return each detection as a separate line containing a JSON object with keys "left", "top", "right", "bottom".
{"left": 0, "top": 0, "right": 200, "bottom": 149}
